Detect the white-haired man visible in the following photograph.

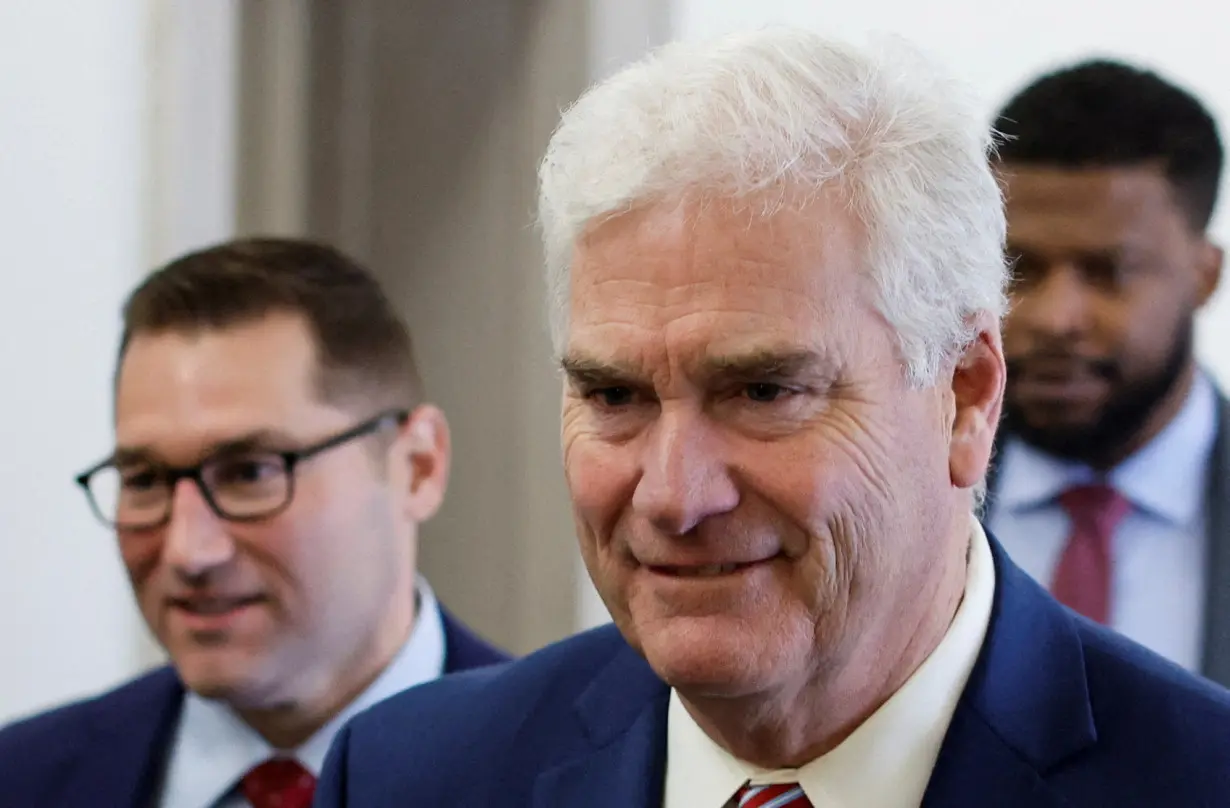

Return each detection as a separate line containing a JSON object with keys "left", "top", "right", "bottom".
{"left": 314, "top": 27, "right": 1230, "bottom": 808}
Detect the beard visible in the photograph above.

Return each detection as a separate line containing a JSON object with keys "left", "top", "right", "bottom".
{"left": 1002, "top": 322, "right": 1194, "bottom": 468}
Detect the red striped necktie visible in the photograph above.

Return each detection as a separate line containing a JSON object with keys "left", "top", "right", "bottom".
{"left": 735, "top": 782, "right": 813, "bottom": 807}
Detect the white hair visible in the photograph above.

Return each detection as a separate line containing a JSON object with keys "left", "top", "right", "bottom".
{"left": 536, "top": 26, "right": 1009, "bottom": 387}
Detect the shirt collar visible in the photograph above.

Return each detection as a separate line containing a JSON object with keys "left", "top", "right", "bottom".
{"left": 995, "top": 371, "right": 1218, "bottom": 526}
{"left": 663, "top": 516, "right": 996, "bottom": 808}
{"left": 158, "top": 576, "right": 446, "bottom": 808}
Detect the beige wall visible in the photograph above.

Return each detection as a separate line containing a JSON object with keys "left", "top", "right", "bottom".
{"left": 237, "top": 0, "right": 666, "bottom": 654}
{"left": 316, "top": 0, "right": 587, "bottom": 655}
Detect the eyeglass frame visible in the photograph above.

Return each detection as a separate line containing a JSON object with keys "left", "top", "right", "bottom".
{"left": 74, "top": 409, "right": 411, "bottom": 530}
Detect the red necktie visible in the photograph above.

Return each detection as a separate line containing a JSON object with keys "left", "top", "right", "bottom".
{"left": 1051, "top": 484, "right": 1130, "bottom": 624}
{"left": 735, "top": 783, "right": 813, "bottom": 807}
{"left": 240, "top": 758, "right": 316, "bottom": 808}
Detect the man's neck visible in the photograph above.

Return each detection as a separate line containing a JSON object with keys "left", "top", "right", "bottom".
{"left": 678, "top": 525, "right": 970, "bottom": 769}
{"left": 238, "top": 591, "right": 417, "bottom": 749}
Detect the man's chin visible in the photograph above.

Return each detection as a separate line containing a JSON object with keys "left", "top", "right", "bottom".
{"left": 635, "top": 617, "right": 789, "bottom": 698}
{"left": 171, "top": 648, "right": 266, "bottom": 703}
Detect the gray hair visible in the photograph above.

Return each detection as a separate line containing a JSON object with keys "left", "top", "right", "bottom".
{"left": 536, "top": 26, "right": 1009, "bottom": 387}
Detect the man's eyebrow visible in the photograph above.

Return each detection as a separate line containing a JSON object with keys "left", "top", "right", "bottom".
{"left": 559, "top": 355, "right": 643, "bottom": 386}
{"left": 701, "top": 349, "right": 829, "bottom": 380}
{"left": 559, "top": 349, "right": 832, "bottom": 388}
{"left": 1007, "top": 240, "right": 1132, "bottom": 262}
{"left": 111, "top": 429, "right": 296, "bottom": 467}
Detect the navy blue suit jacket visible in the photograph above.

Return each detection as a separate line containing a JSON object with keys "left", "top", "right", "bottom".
{"left": 314, "top": 536, "right": 1230, "bottom": 807}
{"left": 0, "top": 608, "right": 507, "bottom": 808}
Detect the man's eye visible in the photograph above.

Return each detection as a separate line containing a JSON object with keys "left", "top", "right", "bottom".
{"left": 587, "top": 387, "right": 635, "bottom": 407}
{"left": 745, "top": 383, "right": 788, "bottom": 402}
{"left": 1007, "top": 251, "right": 1045, "bottom": 289}
{"left": 120, "top": 469, "right": 161, "bottom": 491}
{"left": 213, "top": 457, "right": 283, "bottom": 486}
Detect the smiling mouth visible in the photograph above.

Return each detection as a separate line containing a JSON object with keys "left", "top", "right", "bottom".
{"left": 170, "top": 596, "right": 264, "bottom": 615}
{"left": 648, "top": 561, "right": 765, "bottom": 578}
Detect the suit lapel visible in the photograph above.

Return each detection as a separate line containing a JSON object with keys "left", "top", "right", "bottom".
{"left": 923, "top": 537, "right": 1095, "bottom": 807}
{"left": 1200, "top": 394, "right": 1230, "bottom": 686}
{"left": 532, "top": 646, "right": 669, "bottom": 808}
{"left": 68, "top": 667, "right": 184, "bottom": 808}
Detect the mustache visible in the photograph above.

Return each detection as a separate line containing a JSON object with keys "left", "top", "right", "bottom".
{"left": 1005, "top": 349, "right": 1119, "bottom": 380}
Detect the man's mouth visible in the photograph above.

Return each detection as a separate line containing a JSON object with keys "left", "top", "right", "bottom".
{"left": 1008, "top": 354, "right": 1115, "bottom": 385}
{"left": 171, "top": 596, "right": 264, "bottom": 614}
{"left": 647, "top": 560, "right": 767, "bottom": 578}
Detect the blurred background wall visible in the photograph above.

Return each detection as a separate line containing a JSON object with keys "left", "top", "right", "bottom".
{"left": 0, "top": 0, "right": 242, "bottom": 722}
{"left": 2, "top": 0, "right": 1228, "bottom": 722}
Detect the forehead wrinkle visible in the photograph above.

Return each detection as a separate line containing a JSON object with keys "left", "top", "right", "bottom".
{"left": 569, "top": 192, "right": 875, "bottom": 387}
{"left": 569, "top": 284, "right": 860, "bottom": 392}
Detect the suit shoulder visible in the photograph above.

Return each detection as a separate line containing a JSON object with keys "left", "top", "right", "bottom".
{"left": 1078, "top": 622, "right": 1230, "bottom": 777}
{"left": 0, "top": 668, "right": 174, "bottom": 746}
{"left": 338, "top": 623, "right": 630, "bottom": 773}
{"left": 319, "top": 627, "right": 637, "bottom": 806}
{"left": 353, "top": 624, "right": 625, "bottom": 732}
{"left": 0, "top": 667, "right": 180, "bottom": 791}
{"left": 1082, "top": 623, "right": 1230, "bottom": 710}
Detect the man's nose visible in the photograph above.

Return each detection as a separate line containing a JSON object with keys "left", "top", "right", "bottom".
{"left": 1013, "top": 263, "right": 1094, "bottom": 339}
{"left": 161, "top": 479, "right": 236, "bottom": 579}
{"left": 632, "top": 407, "right": 739, "bottom": 535}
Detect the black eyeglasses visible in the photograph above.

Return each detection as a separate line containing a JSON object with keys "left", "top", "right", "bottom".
{"left": 75, "top": 410, "right": 409, "bottom": 530}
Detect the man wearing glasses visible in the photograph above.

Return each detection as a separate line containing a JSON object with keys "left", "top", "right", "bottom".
{"left": 0, "top": 238, "right": 508, "bottom": 808}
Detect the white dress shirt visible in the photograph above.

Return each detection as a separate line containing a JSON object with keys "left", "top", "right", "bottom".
{"left": 157, "top": 576, "right": 447, "bottom": 808}
{"left": 988, "top": 372, "right": 1216, "bottom": 671}
{"left": 662, "top": 516, "right": 995, "bottom": 808}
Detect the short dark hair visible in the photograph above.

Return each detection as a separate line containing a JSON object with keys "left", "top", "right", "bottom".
{"left": 120, "top": 237, "right": 422, "bottom": 409}
{"left": 993, "top": 59, "right": 1223, "bottom": 230}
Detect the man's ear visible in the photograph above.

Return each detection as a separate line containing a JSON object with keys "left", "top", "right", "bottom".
{"left": 949, "top": 314, "right": 1006, "bottom": 490}
{"left": 389, "top": 404, "right": 451, "bottom": 523}
{"left": 1195, "top": 239, "right": 1223, "bottom": 308}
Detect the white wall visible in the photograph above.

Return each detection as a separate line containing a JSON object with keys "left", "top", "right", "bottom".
{"left": 0, "top": 0, "right": 151, "bottom": 723}
{"left": 672, "top": 0, "right": 1230, "bottom": 382}
{"left": 146, "top": 0, "right": 240, "bottom": 266}
{"left": 0, "top": 0, "right": 240, "bottom": 723}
